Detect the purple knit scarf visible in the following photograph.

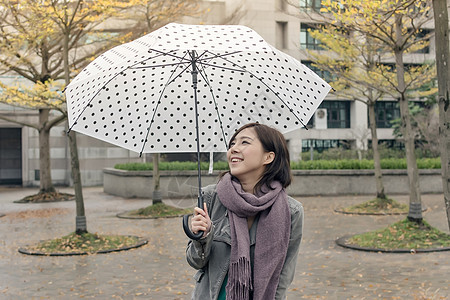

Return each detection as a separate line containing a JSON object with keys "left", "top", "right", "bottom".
{"left": 216, "top": 173, "right": 291, "bottom": 300}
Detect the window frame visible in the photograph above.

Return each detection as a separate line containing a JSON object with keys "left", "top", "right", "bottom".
{"left": 300, "top": 23, "right": 323, "bottom": 50}
{"left": 299, "top": 0, "right": 323, "bottom": 11}
{"left": 373, "top": 101, "right": 400, "bottom": 128}
{"left": 302, "top": 139, "right": 350, "bottom": 153}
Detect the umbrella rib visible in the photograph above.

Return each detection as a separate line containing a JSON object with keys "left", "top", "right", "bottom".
{"left": 194, "top": 62, "right": 246, "bottom": 73}
{"left": 129, "top": 49, "right": 192, "bottom": 70}
{"left": 67, "top": 51, "right": 181, "bottom": 131}
{"left": 150, "top": 48, "right": 193, "bottom": 63}
{"left": 164, "top": 51, "right": 196, "bottom": 87}
{"left": 195, "top": 60, "right": 229, "bottom": 150}
{"left": 68, "top": 72, "right": 126, "bottom": 131}
{"left": 195, "top": 51, "right": 246, "bottom": 73}
{"left": 207, "top": 51, "right": 307, "bottom": 128}
{"left": 149, "top": 48, "right": 242, "bottom": 65}
{"left": 138, "top": 51, "right": 191, "bottom": 155}
{"left": 130, "top": 61, "right": 189, "bottom": 70}
{"left": 197, "top": 50, "right": 243, "bottom": 62}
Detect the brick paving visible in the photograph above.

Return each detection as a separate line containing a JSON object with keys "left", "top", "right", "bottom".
{"left": 0, "top": 187, "right": 449, "bottom": 299}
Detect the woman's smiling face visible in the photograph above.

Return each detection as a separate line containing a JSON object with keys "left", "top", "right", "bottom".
{"left": 227, "top": 127, "right": 274, "bottom": 188}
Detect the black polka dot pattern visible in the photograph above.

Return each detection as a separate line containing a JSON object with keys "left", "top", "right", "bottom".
{"left": 66, "top": 23, "right": 331, "bottom": 153}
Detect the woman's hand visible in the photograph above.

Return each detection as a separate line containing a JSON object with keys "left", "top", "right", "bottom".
{"left": 191, "top": 203, "right": 212, "bottom": 238}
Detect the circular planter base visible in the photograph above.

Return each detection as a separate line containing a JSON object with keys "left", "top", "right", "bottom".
{"left": 18, "top": 236, "right": 148, "bottom": 256}
{"left": 14, "top": 193, "right": 75, "bottom": 204}
{"left": 116, "top": 211, "right": 188, "bottom": 219}
{"left": 336, "top": 235, "right": 450, "bottom": 253}
{"left": 334, "top": 206, "right": 427, "bottom": 216}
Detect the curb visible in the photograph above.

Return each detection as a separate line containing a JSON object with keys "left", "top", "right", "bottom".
{"left": 18, "top": 236, "right": 148, "bottom": 256}
{"left": 336, "top": 235, "right": 450, "bottom": 253}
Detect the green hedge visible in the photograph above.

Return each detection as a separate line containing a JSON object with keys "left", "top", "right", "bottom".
{"left": 300, "top": 147, "right": 439, "bottom": 160}
{"left": 291, "top": 158, "right": 440, "bottom": 170}
{"left": 115, "top": 158, "right": 440, "bottom": 171}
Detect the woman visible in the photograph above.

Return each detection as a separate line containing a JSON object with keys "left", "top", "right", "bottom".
{"left": 186, "top": 123, "right": 303, "bottom": 300}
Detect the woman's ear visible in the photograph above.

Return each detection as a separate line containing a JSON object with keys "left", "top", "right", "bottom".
{"left": 263, "top": 152, "right": 275, "bottom": 165}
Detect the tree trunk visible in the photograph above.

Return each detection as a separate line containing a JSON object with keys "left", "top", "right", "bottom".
{"left": 398, "top": 94, "right": 422, "bottom": 222}
{"left": 67, "top": 130, "right": 87, "bottom": 234}
{"left": 367, "top": 99, "right": 386, "bottom": 200}
{"left": 432, "top": 0, "right": 450, "bottom": 230}
{"left": 62, "top": 22, "right": 87, "bottom": 234}
{"left": 394, "top": 14, "right": 422, "bottom": 223}
{"left": 38, "top": 108, "right": 56, "bottom": 194}
{"left": 152, "top": 153, "right": 162, "bottom": 204}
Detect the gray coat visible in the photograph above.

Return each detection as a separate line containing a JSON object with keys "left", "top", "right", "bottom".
{"left": 186, "top": 184, "right": 304, "bottom": 300}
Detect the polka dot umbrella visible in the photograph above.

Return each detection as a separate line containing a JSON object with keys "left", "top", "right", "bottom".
{"left": 65, "top": 23, "right": 331, "bottom": 239}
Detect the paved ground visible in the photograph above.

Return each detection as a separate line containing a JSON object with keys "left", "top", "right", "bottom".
{"left": 0, "top": 187, "right": 449, "bottom": 299}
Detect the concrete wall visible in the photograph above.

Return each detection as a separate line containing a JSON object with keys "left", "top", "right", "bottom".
{"left": 103, "top": 168, "right": 442, "bottom": 199}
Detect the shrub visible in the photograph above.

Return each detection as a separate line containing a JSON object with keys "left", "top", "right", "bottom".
{"left": 115, "top": 158, "right": 440, "bottom": 171}
{"left": 115, "top": 162, "right": 153, "bottom": 171}
{"left": 301, "top": 146, "right": 440, "bottom": 161}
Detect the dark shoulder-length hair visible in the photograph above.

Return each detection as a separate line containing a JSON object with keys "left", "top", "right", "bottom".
{"left": 223, "top": 123, "right": 292, "bottom": 192}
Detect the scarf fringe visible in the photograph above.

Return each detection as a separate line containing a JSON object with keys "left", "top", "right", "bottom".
{"left": 226, "top": 257, "right": 253, "bottom": 300}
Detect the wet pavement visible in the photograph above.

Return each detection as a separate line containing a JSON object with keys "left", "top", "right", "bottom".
{"left": 0, "top": 187, "right": 449, "bottom": 299}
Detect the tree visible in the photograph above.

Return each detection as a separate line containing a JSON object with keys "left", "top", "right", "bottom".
{"left": 0, "top": 1, "right": 67, "bottom": 195}
{"left": 0, "top": 0, "right": 205, "bottom": 230}
{"left": 306, "top": 24, "right": 391, "bottom": 200}
{"left": 0, "top": 0, "right": 133, "bottom": 233}
{"left": 432, "top": 0, "right": 450, "bottom": 230}
{"left": 318, "top": 0, "right": 436, "bottom": 223}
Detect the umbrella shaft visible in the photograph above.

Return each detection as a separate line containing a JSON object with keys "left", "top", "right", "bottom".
{"left": 191, "top": 51, "right": 203, "bottom": 206}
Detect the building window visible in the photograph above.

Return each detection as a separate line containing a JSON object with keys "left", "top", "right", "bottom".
{"left": 368, "top": 139, "right": 405, "bottom": 150}
{"left": 377, "top": 62, "right": 427, "bottom": 72}
{"left": 299, "top": 0, "right": 323, "bottom": 11}
{"left": 302, "top": 60, "right": 334, "bottom": 82}
{"left": 302, "top": 139, "right": 350, "bottom": 153}
{"left": 0, "top": 128, "right": 22, "bottom": 185}
{"left": 276, "top": 21, "right": 287, "bottom": 49}
{"left": 307, "top": 101, "right": 351, "bottom": 128}
{"left": 414, "top": 29, "right": 431, "bottom": 54}
{"left": 374, "top": 101, "right": 400, "bottom": 128}
{"left": 300, "top": 23, "right": 323, "bottom": 50}
{"left": 320, "top": 100, "right": 351, "bottom": 128}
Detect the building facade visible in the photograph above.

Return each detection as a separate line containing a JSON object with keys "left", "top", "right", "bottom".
{"left": 0, "top": 0, "right": 440, "bottom": 187}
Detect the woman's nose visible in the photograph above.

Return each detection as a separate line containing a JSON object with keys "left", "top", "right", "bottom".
{"left": 229, "top": 144, "right": 239, "bottom": 153}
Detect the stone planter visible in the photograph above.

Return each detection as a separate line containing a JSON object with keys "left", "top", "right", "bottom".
{"left": 103, "top": 168, "right": 442, "bottom": 198}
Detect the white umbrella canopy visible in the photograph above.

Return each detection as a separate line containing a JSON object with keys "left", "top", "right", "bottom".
{"left": 66, "top": 23, "right": 331, "bottom": 239}
{"left": 65, "top": 23, "right": 331, "bottom": 154}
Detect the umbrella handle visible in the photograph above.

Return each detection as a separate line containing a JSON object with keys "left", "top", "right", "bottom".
{"left": 182, "top": 196, "right": 204, "bottom": 240}
{"left": 182, "top": 215, "right": 204, "bottom": 240}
